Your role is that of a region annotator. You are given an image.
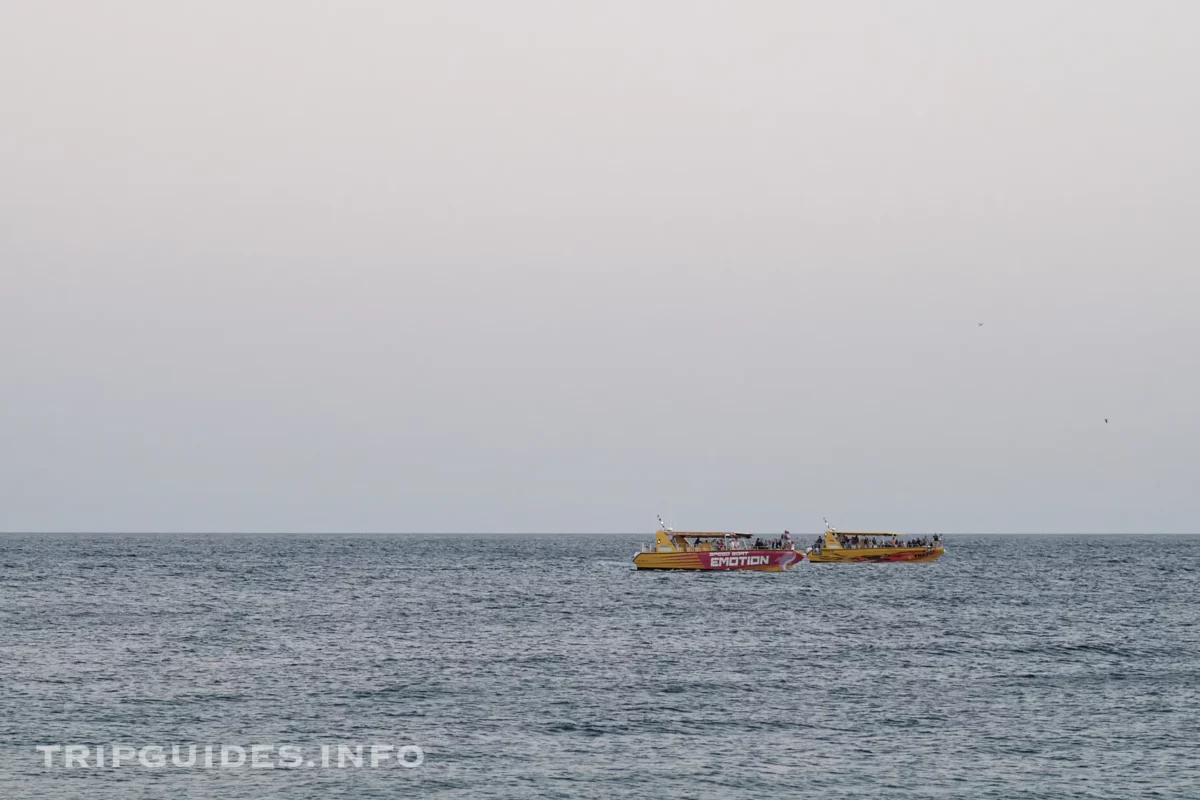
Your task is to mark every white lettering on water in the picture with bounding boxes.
[36,742,425,769]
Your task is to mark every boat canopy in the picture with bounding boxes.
[667,532,749,538]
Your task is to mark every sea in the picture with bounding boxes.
[1,533,1197,799]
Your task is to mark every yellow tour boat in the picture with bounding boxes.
[806,527,944,563]
[633,518,804,571]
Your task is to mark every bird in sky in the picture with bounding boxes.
[978,322,983,327]
[1105,419,1109,423]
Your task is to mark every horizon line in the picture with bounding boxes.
[2,530,1198,536]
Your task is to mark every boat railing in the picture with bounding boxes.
[833,535,943,550]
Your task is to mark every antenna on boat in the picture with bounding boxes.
[657,514,673,532]
[823,516,837,533]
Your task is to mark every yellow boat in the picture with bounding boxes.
[633,523,804,571]
[806,528,944,563]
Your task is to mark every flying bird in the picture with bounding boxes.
[1105,419,1108,423]
[978,322,983,327]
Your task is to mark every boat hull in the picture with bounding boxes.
[807,546,943,563]
[634,549,804,571]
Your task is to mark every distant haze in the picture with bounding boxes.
[2,2,1197,533]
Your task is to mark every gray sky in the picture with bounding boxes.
[2,2,1198,533]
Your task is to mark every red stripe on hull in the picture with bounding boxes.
[634,549,804,571]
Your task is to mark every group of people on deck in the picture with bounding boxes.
[819,533,942,550]
[704,531,795,551]
[751,531,795,550]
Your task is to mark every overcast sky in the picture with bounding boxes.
[2,2,1197,533]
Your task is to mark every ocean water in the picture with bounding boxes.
[1,533,1197,799]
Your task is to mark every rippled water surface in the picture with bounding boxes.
[2,534,1198,798]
